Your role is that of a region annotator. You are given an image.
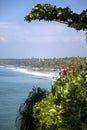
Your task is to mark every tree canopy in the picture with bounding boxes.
[24,4,87,31]
[16,87,49,130]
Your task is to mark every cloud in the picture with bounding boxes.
[0,21,85,45]
[0,36,7,43]
[32,22,67,35]
[0,21,86,58]
[24,22,85,44]
[0,22,23,43]
[0,36,5,41]
[0,22,20,29]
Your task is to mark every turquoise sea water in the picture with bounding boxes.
[0,66,52,130]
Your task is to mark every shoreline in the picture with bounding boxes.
[0,65,60,80]
[20,66,57,72]
[0,65,57,72]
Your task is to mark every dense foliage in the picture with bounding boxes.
[33,68,87,130]
[25,4,87,31]
[16,87,49,130]
[0,57,87,71]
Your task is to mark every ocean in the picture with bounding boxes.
[0,66,53,130]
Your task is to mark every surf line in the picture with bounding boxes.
[7,67,59,79]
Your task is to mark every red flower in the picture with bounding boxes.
[61,64,65,67]
[69,65,76,69]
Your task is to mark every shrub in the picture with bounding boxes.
[33,69,87,130]
[15,87,49,130]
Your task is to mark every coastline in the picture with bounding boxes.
[0,65,60,80]
[20,66,57,72]
[19,66,60,80]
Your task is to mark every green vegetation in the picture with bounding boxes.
[16,66,87,130]
[0,57,87,71]
[15,87,49,130]
[25,4,87,31]
[33,68,87,130]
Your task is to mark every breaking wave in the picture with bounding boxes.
[6,66,59,79]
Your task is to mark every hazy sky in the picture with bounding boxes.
[0,0,87,58]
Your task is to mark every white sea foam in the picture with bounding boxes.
[7,66,59,79]
[15,68,55,78]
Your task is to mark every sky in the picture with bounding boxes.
[0,0,87,58]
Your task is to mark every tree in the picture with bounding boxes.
[15,87,49,130]
[24,4,87,31]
